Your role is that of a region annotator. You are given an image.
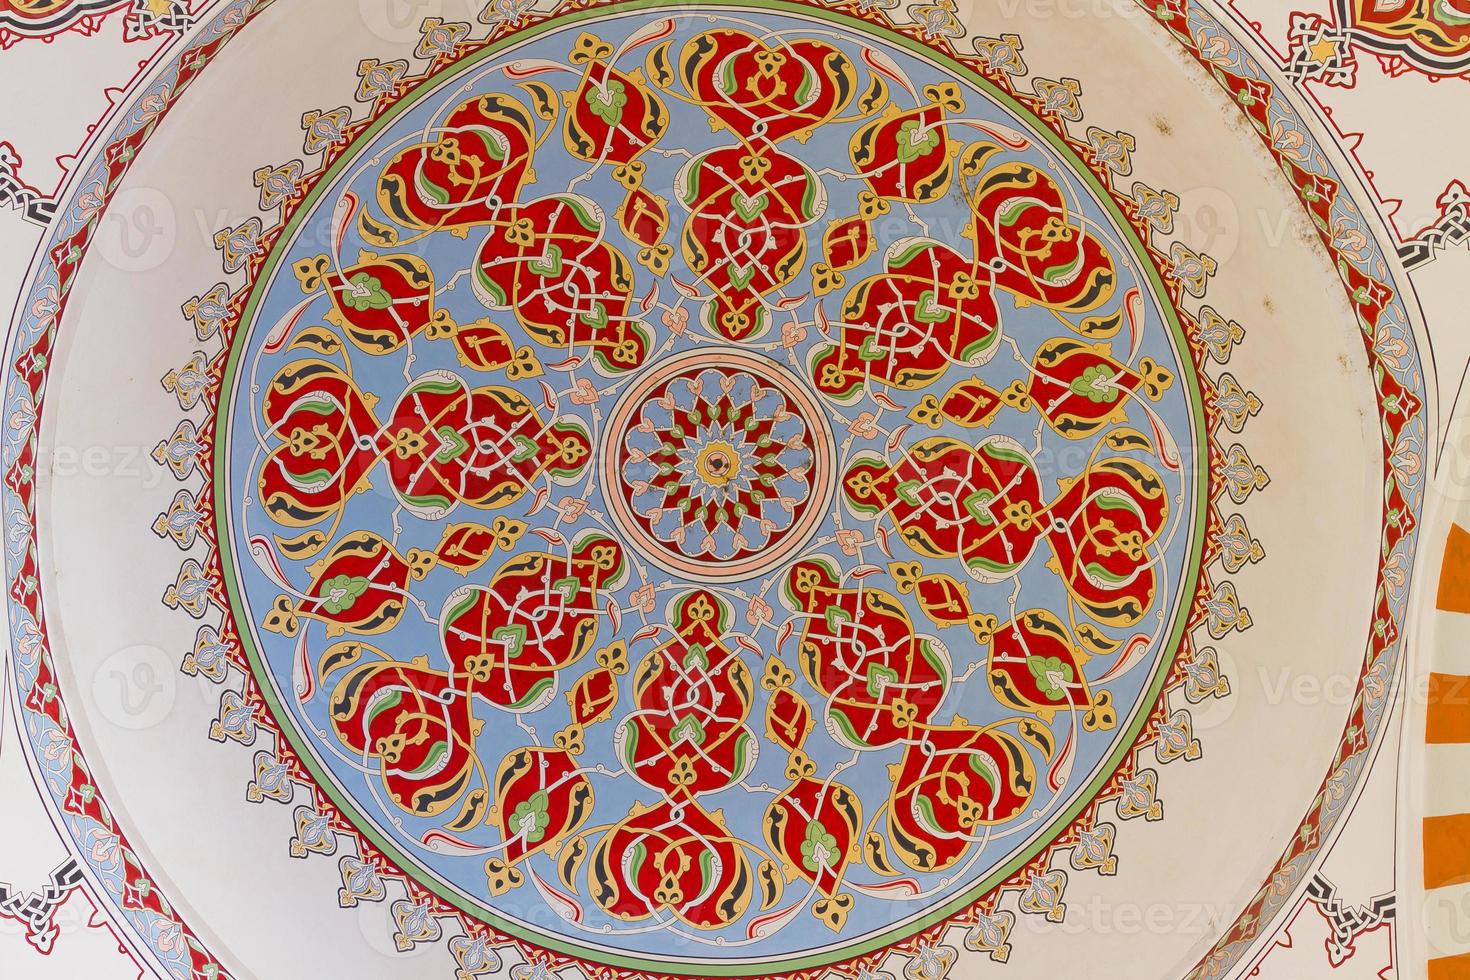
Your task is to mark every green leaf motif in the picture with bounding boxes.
[409,740,449,776]
[963,489,997,524]
[494,623,529,659]
[732,191,769,222]
[824,604,853,635]
[684,642,709,671]
[584,79,628,125]
[318,574,369,615]
[434,426,470,463]
[527,244,564,278]
[912,289,947,324]
[510,789,552,843]
[895,480,924,506]
[1069,364,1120,404]
[343,272,392,312]
[1027,655,1074,701]
[800,821,839,873]
[580,302,609,330]
[866,662,899,698]
[669,715,707,746]
[509,434,540,464]
[895,118,941,164]
[727,263,757,291]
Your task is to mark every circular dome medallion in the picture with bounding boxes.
[211,2,1210,974]
[602,348,836,582]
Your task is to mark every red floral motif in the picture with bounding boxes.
[842,439,1169,627]
[649,29,860,340]
[441,534,628,711]
[369,92,543,234]
[1014,337,1175,441]
[361,89,655,373]
[780,558,1050,876]
[618,590,757,795]
[265,530,426,639]
[472,194,647,372]
[674,146,825,340]
[811,239,1001,400]
[661,30,858,143]
[842,435,1048,581]
[969,161,1117,313]
[986,608,1115,730]
[808,141,1122,402]
[1349,0,1470,72]
[582,797,756,929]
[327,659,481,817]
[257,360,591,525]
[782,559,951,748]
[764,776,862,929]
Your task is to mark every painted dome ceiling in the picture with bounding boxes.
[0,2,1465,979]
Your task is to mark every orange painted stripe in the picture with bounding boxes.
[1430,952,1470,980]
[1428,674,1470,744]
[1425,813,1470,889]
[1439,523,1470,613]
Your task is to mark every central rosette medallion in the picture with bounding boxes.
[603,348,835,581]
